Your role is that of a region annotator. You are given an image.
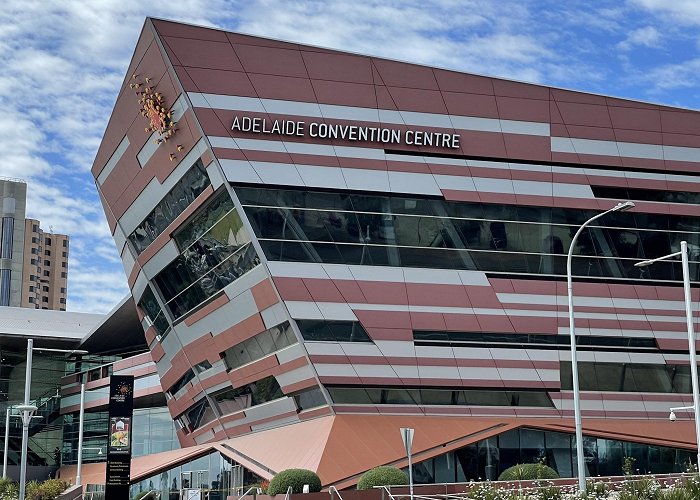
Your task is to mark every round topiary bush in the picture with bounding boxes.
[497,463,559,481]
[267,469,322,495]
[357,466,408,490]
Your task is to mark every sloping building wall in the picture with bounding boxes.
[91,17,700,482]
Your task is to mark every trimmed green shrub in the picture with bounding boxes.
[0,477,18,498]
[357,466,408,490]
[267,469,321,495]
[26,478,68,500]
[497,463,559,481]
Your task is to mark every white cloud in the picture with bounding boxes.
[631,0,700,25]
[617,26,661,50]
[0,0,698,314]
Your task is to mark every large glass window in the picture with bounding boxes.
[153,190,260,319]
[414,330,657,351]
[0,269,10,307]
[410,427,693,483]
[138,286,170,338]
[129,450,261,499]
[236,186,700,283]
[1,217,14,259]
[128,159,211,255]
[211,375,283,416]
[222,322,296,372]
[561,361,693,393]
[297,320,372,342]
[326,386,554,407]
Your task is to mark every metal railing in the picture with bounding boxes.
[238,486,263,499]
[376,472,700,500]
[328,485,344,500]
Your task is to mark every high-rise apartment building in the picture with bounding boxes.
[0,178,69,309]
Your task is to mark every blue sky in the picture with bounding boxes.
[1,0,699,313]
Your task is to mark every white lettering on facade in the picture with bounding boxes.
[231,115,460,149]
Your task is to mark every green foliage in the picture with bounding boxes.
[619,477,661,500]
[497,463,559,481]
[623,456,637,476]
[25,479,68,500]
[532,481,562,500]
[466,482,520,500]
[659,487,693,500]
[357,466,408,490]
[680,474,700,497]
[0,477,18,500]
[586,480,612,499]
[267,469,321,495]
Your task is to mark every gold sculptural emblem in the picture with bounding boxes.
[130,74,176,145]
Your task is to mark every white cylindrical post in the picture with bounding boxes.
[681,241,700,470]
[18,338,33,500]
[3,408,10,478]
[565,202,633,495]
[75,383,85,486]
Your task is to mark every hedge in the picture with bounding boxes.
[357,466,408,490]
[267,469,322,495]
[497,463,559,481]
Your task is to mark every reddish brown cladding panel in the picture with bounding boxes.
[92,26,154,175]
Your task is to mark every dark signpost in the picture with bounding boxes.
[105,375,134,499]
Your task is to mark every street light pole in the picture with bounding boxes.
[75,383,85,486]
[636,241,700,469]
[3,408,10,478]
[16,341,88,500]
[567,201,634,494]
[18,339,34,500]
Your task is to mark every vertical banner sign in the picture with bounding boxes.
[105,375,134,499]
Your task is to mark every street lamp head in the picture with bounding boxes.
[669,411,677,422]
[612,201,635,212]
[15,405,37,414]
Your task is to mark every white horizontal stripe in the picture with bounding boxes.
[190,92,550,136]
[219,154,595,197]
[497,293,691,312]
[552,136,700,163]
[267,262,490,286]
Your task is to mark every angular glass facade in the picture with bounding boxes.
[406,427,695,483]
[154,190,260,319]
[237,186,700,282]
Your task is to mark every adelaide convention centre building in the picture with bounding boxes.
[43,16,700,495]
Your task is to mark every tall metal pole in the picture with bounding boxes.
[75,383,85,486]
[18,338,33,500]
[567,201,634,494]
[680,241,700,469]
[3,408,10,478]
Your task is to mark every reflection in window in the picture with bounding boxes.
[167,361,212,396]
[326,386,553,407]
[292,386,327,411]
[297,320,372,342]
[561,361,692,393]
[222,322,297,371]
[1,217,14,259]
[154,191,260,319]
[237,186,700,283]
[593,185,700,205]
[413,330,657,350]
[0,269,10,307]
[129,451,261,499]
[212,376,283,416]
[138,286,170,337]
[185,399,217,431]
[128,160,210,255]
[403,426,694,483]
